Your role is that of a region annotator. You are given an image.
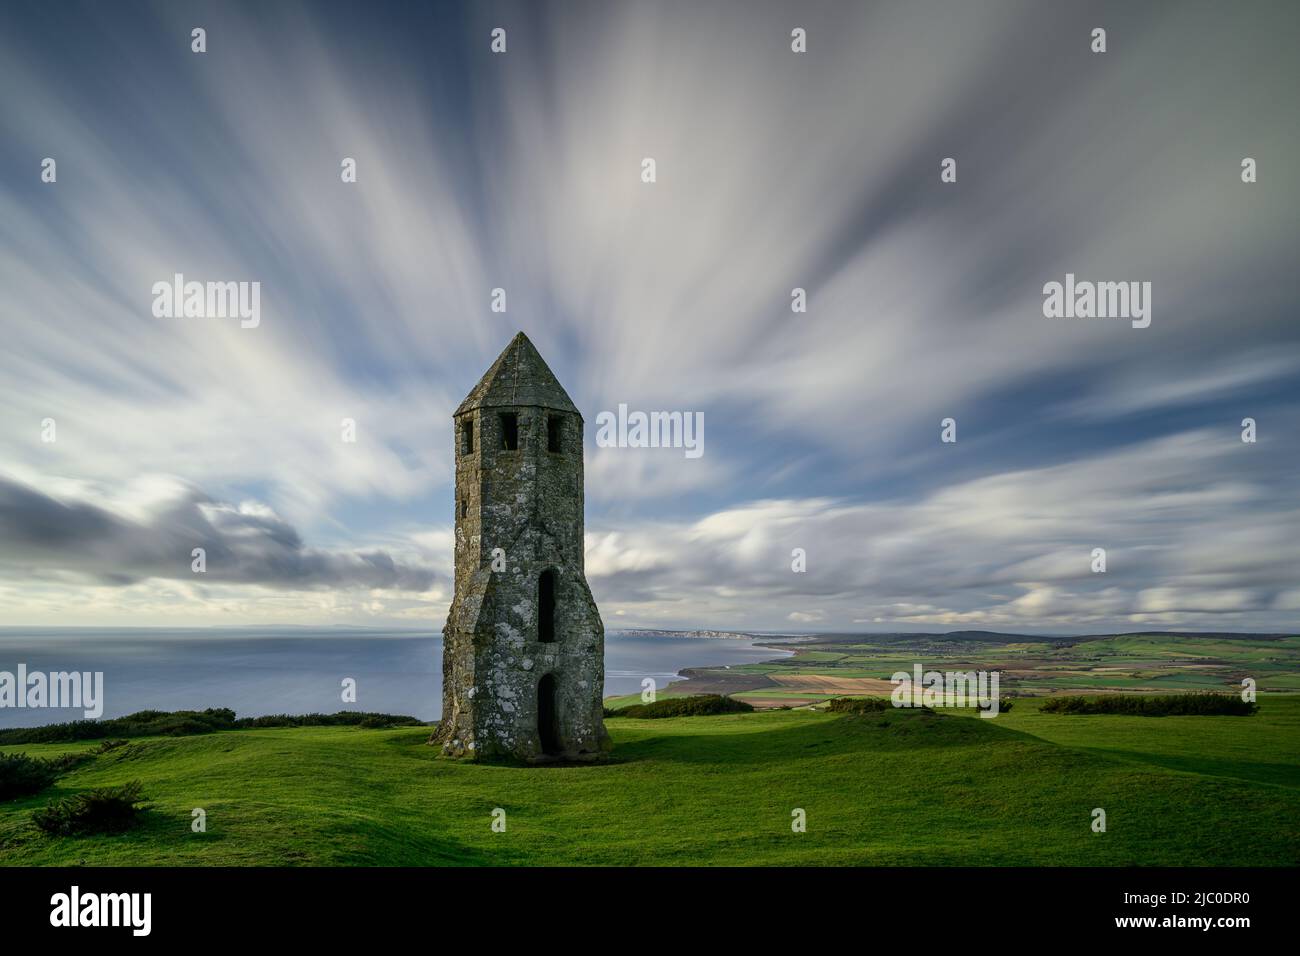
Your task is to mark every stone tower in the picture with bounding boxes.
[433,332,611,762]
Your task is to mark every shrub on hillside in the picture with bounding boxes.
[0,709,424,745]
[356,714,414,729]
[826,697,892,714]
[613,695,754,719]
[828,695,1010,715]
[0,752,64,801]
[31,781,148,836]
[0,708,237,745]
[235,711,423,729]
[1040,693,1256,717]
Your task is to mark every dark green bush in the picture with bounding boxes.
[0,708,237,744]
[234,711,423,730]
[613,694,754,719]
[0,709,424,745]
[32,781,149,836]
[827,695,1009,715]
[357,714,411,729]
[0,752,63,801]
[1040,693,1256,716]
[826,697,892,714]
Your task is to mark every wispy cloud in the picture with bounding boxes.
[585,427,1300,632]
[0,0,1296,630]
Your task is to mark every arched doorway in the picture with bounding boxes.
[538,568,557,643]
[538,673,561,756]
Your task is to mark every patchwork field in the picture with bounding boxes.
[613,631,1300,710]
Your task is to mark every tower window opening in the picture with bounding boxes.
[461,420,474,454]
[499,412,518,450]
[538,568,557,643]
[459,499,467,519]
[547,415,563,453]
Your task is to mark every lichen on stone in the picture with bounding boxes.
[431,333,611,763]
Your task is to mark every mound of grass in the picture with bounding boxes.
[32,781,148,836]
[1040,693,1256,716]
[0,709,425,745]
[609,694,754,719]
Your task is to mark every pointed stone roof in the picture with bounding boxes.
[455,331,580,417]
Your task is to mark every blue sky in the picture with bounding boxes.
[1,0,1298,632]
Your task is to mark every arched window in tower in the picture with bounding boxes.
[460,419,474,455]
[538,568,557,643]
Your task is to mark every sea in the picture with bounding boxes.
[0,628,792,728]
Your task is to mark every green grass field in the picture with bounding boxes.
[3,696,1297,866]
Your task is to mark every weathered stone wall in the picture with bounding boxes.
[433,334,611,762]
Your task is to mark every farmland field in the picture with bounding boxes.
[626,631,1300,710]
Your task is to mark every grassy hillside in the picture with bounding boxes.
[2,696,1297,866]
